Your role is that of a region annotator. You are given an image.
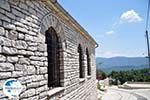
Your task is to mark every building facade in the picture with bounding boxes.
[0,0,98,100]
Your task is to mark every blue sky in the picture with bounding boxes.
[58,0,149,57]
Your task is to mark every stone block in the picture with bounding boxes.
[26,65,36,75]
[18,76,33,84]
[0,13,11,22]
[7,56,18,63]
[38,43,47,52]
[0,0,10,11]
[5,11,16,20]
[18,50,26,55]
[25,34,37,42]
[28,31,37,36]
[2,46,18,55]
[16,26,28,34]
[0,63,14,71]
[7,30,18,40]
[20,89,36,98]
[27,46,37,51]
[25,51,34,56]
[3,21,16,30]
[0,54,6,62]
[12,71,24,77]
[27,81,40,88]
[33,75,44,82]
[19,57,30,65]
[39,80,47,86]
[12,8,24,18]
[39,67,47,74]
[0,36,12,46]
[0,27,5,36]
[39,91,47,99]
[12,40,28,49]
[18,33,25,40]
[0,72,11,79]
[26,96,39,100]
[36,85,45,94]
[15,64,24,71]
[19,2,28,10]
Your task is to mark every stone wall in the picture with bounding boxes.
[0,0,97,100]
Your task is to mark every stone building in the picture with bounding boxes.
[0,0,98,100]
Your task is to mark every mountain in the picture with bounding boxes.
[96,57,149,73]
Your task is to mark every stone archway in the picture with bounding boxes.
[39,13,65,87]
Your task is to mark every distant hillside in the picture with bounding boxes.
[96,57,149,73]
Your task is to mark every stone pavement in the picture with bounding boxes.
[100,86,150,100]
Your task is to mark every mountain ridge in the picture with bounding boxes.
[96,56,149,73]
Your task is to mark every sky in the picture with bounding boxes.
[58,0,149,58]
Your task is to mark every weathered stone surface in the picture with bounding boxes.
[18,33,25,40]
[27,81,40,88]
[35,51,43,56]
[3,21,16,30]
[18,76,33,84]
[0,36,12,46]
[25,65,36,75]
[24,96,39,100]
[16,26,28,34]
[18,50,26,55]
[0,63,14,71]
[25,34,37,42]
[0,46,1,53]
[0,72,11,79]
[7,30,18,40]
[5,11,16,20]
[33,75,44,82]
[7,56,18,63]
[27,46,37,51]
[39,80,47,86]
[36,85,45,94]
[0,27,5,36]
[39,67,47,74]
[12,71,24,77]
[12,8,24,18]
[20,89,36,98]
[30,61,44,66]
[38,43,47,52]
[0,0,10,11]
[30,56,47,61]
[2,46,18,55]
[0,13,11,22]
[15,64,24,71]
[0,54,6,62]
[26,51,34,56]
[12,40,28,49]
[19,57,30,65]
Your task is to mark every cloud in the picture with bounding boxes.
[96,51,124,58]
[120,10,142,23]
[106,30,114,35]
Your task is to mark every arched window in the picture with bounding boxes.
[45,27,60,87]
[86,48,91,76]
[78,44,84,78]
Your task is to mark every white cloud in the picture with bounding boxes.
[120,9,142,23]
[106,30,114,35]
[96,51,124,58]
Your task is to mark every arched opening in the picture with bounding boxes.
[86,48,91,76]
[45,27,60,87]
[78,44,84,78]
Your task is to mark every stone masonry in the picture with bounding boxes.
[0,0,98,100]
